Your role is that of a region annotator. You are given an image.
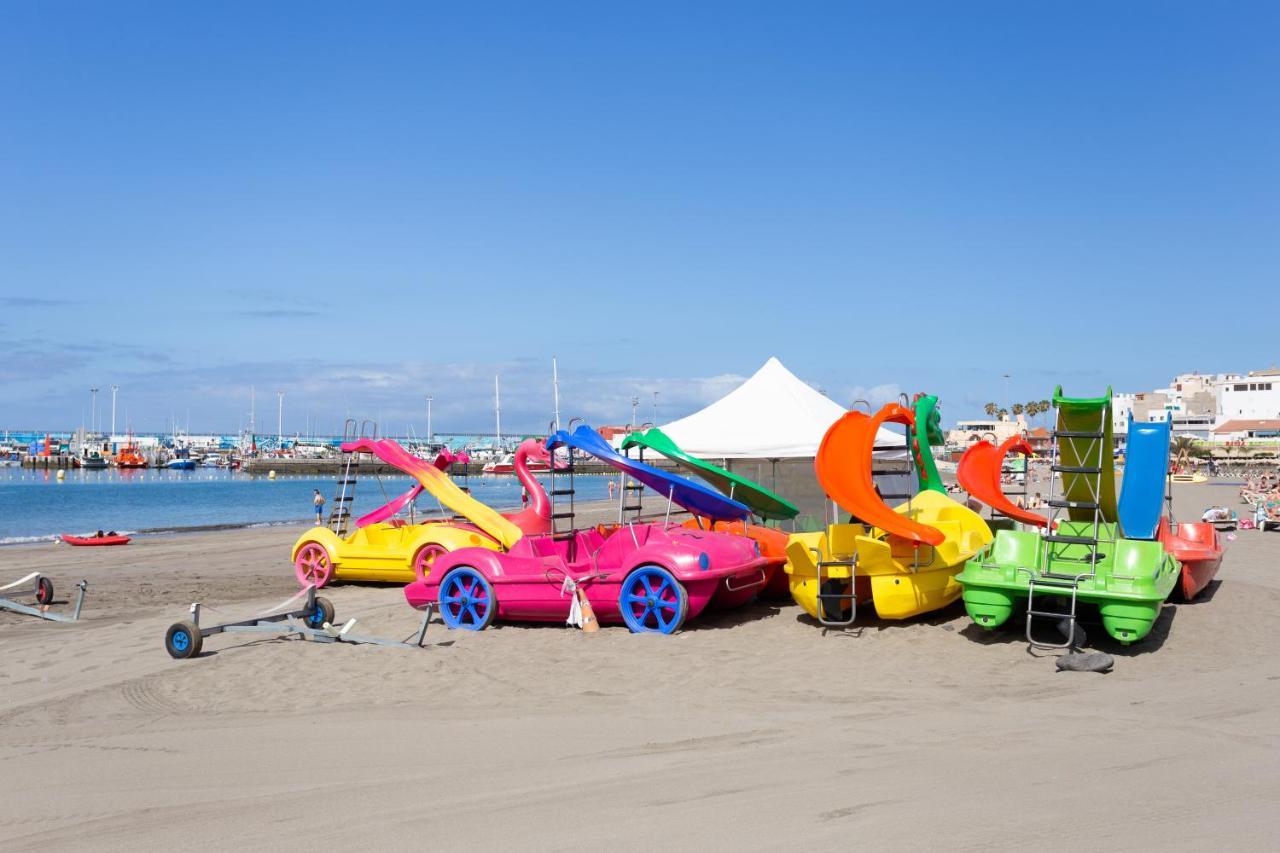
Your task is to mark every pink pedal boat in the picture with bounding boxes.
[404,425,769,634]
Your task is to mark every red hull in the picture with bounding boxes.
[1158,520,1223,601]
[62,535,130,546]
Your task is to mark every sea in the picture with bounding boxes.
[0,466,612,544]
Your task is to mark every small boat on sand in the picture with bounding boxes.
[62,533,131,546]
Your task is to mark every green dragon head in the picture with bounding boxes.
[910,393,946,494]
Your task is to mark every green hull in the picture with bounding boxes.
[955,522,1179,645]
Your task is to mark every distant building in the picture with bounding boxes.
[1213,419,1280,443]
[945,414,1028,450]
[1214,369,1280,433]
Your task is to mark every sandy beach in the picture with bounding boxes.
[2,483,1278,851]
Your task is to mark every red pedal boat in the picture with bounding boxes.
[1158,519,1223,600]
[62,534,131,547]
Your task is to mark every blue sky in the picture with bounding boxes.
[2,1,1277,435]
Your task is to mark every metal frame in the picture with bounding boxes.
[170,585,433,656]
[813,546,858,627]
[0,573,87,623]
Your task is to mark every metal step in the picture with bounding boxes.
[549,489,575,496]
[1044,534,1097,545]
[1051,465,1102,474]
[1054,430,1104,439]
[551,511,575,520]
[1047,499,1099,510]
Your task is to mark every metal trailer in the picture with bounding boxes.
[164,585,435,659]
[0,573,88,623]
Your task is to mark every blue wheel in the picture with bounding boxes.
[619,566,688,634]
[306,596,335,629]
[438,567,497,630]
[165,620,203,659]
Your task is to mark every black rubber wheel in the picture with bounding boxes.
[307,596,335,629]
[35,576,54,606]
[165,620,203,659]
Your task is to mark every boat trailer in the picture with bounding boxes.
[0,573,88,623]
[164,585,435,659]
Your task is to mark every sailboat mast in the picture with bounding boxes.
[552,356,561,431]
[495,374,502,445]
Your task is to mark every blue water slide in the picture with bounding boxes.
[546,425,750,521]
[1118,413,1171,540]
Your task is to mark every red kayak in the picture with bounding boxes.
[61,534,131,547]
[1158,519,1223,601]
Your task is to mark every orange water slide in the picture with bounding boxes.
[956,436,1046,527]
[815,405,944,547]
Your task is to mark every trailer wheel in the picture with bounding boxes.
[165,621,203,659]
[307,596,335,629]
[35,576,54,606]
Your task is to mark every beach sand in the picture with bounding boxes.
[2,485,1278,850]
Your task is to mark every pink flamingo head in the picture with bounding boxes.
[519,438,552,466]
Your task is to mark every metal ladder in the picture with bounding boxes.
[1026,405,1110,648]
[548,420,579,555]
[327,419,376,537]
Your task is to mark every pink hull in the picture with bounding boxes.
[404,523,768,629]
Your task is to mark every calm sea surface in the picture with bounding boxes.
[0,466,612,543]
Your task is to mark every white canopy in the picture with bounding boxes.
[659,357,905,459]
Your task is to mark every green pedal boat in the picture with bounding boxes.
[956,387,1180,646]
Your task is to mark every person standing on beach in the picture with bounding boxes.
[608,479,617,500]
[313,489,326,525]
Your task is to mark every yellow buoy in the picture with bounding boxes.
[56,469,66,480]
[268,470,277,479]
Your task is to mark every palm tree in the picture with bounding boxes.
[984,402,998,418]
[1011,403,1024,418]
[997,408,1009,420]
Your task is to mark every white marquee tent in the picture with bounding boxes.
[659,357,905,459]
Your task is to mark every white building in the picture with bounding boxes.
[1112,392,1134,436]
[1214,369,1280,432]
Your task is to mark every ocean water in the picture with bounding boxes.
[0,466,612,543]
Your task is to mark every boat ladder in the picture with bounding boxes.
[328,419,376,536]
[548,420,579,550]
[1024,573,1086,649]
[814,522,862,627]
[1029,403,1112,648]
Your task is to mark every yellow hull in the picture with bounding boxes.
[784,491,992,621]
[291,521,500,584]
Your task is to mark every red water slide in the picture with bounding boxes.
[956,436,1046,527]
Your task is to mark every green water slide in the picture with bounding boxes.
[1053,386,1117,523]
[620,428,799,521]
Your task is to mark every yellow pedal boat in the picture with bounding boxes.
[785,396,992,623]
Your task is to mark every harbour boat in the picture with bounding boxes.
[75,449,109,469]
[165,449,196,470]
[115,438,148,469]
[956,389,1181,646]
[403,425,767,634]
[785,394,993,625]
[62,533,130,546]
